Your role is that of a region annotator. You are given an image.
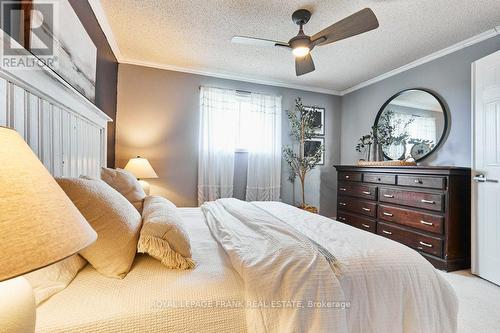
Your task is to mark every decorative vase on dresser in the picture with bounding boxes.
[334,165,471,272]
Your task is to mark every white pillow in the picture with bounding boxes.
[56,177,142,279]
[24,254,87,305]
[100,167,146,212]
[138,196,195,269]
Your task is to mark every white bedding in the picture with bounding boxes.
[36,202,458,333]
[35,208,247,333]
[202,199,347,332]
[255,201,458,333]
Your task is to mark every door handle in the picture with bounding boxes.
[473,174,498,183]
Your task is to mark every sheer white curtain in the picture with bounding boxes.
[198,87,238,205]
[245,93,282,201]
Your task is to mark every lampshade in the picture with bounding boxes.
[124,156,159,179]
[0,127,97,281]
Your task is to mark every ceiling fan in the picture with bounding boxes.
[231,8,379,76]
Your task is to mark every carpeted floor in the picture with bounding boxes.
[439,270,500,332]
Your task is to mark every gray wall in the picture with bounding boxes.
[116,64,341,217]
[341,35,500,166]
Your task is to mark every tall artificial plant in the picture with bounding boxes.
[283,98,324,208]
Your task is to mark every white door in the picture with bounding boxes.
[472,50,500,285]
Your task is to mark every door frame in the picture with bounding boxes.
[471,60,478,274]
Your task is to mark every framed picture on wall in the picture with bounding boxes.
[303,137,324,165]
[304,106,325,136]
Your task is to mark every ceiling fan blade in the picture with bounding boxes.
[311,8,379,46]
[231,36,289,48]
[295,53,315,76]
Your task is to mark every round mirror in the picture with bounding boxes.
[374,89,448,162]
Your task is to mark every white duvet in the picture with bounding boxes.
[202,199,458,333]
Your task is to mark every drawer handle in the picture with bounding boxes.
[414,179,423,184]
[383,212,393,217]
[339,188,347,191]
[377,178,382,181]
[420,220,434,226]
[383,194,394,198]
[382,230,393,235]
[339,202,347,206]
[362,207,371,212]
[419,241,433,248]
[338,217,346,221]
[345,175,350,179]
[361,223,370,229]
[362,191,371,195]
[420,199,435,204]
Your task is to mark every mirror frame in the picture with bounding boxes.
[374,88,449,162]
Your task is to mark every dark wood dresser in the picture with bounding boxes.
[334,165,471,271]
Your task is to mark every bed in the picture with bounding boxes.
[1,54,457,333]
[36,203,458,333]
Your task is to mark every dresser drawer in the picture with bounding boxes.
[338,182,377,201]
[338,172,362,182]
[363,173,396,185]
[337,211,376,233]
[378,204,444,234]
[397,175,446,190]
[338,196,377,217]
[377,222,443,257]
[379,187,444,212]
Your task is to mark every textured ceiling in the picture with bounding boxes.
[99,0,500,93]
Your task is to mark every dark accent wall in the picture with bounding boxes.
[68,0,118,167]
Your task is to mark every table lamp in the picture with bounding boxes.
[0,127,97,333]
[124,156,159,195]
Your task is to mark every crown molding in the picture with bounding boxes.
[119,58,342,95]
[340,28,500,95]
[89,0,498,98]
[88,0,123,61]
[88,0,341,96]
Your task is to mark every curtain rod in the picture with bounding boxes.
[199,85,251,94]
[198,85,283,100]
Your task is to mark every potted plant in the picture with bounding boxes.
[355,110,413,161]
[283,98,324,213]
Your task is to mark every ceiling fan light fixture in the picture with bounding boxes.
[292,46,310,57]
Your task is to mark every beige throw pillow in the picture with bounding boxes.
[138,196,195,269]
[56,177,142,279]
[100,167,146,212]
[24,254,87,305]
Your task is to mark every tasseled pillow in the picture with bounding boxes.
[138,196,195,269]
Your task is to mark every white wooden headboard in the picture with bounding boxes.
[0,35,111,178]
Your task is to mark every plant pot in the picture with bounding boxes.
[368,142,384,161]
[298,203,318,214]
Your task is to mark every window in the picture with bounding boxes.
[234,93,253,151]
